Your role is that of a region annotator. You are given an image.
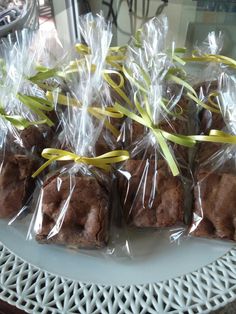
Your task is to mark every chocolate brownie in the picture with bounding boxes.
[6,125,52,156]
[193,170,236,240]
[95,134,110,156]
[36,175,109,248]
[0,155,38,218]
[119,159,184,227]
[20,126,46,152]
[191,81,236,239]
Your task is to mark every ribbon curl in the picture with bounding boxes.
[32,149,130,178]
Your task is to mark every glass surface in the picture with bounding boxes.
[93,0,236,57]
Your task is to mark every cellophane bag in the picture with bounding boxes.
[182,31,236,240]
[0,26,68,222]
[0,30,50,220]
[189,71,236,241]
[1,28,67,151]
[28,20,130,257]
[46,13,126,154]
[186,31,224,130]
[116,16,193,247]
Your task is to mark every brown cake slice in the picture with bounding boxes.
[191,81,235,239]
[0,155,38,218]
[36,175,109,249]
[119,159,184,227]
[193,170,236,240]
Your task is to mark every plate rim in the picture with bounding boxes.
[1,241,236,313]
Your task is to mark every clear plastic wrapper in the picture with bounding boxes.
[29,89,111,251]
[0,32,40,220]
[0,29,62,151]
[28,17,130,256]
[189,72,236,241]
[0,29,65,220]
[182,32,236,240]
[115,17,193,243]
[46,13,127,154]
[185,31,226,128]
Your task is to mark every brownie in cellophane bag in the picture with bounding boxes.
[28,46,129,251]
[186,32,228,164]
[0,121,40,219]
[190,73,236,241]
[116,17,194,233]
[33,164,111,249]
[0,30,60,220]
[1,29,67,152]
[29,107,111,249]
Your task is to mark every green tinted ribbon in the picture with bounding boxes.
[17,93,54,127]
[183,52,236,69]
[0,107,47,130]
[114,93,196,176]
[75,43,127,71]
[46,91,123,137]
[190,130,236,144]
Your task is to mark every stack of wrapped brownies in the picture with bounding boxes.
[1,13,236,255]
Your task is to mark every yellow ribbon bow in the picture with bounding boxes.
[32,149,130,178]
[114,93,236,176]
[114,92,196,176]
[122,61,221,114]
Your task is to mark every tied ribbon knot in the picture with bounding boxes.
[114,92,196,176]
[32,149,130,178]
[114,92,236,177]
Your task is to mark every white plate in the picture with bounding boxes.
[0,218,236,314]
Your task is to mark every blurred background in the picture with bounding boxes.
[51,0,236,57]
[0,0,236,57]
